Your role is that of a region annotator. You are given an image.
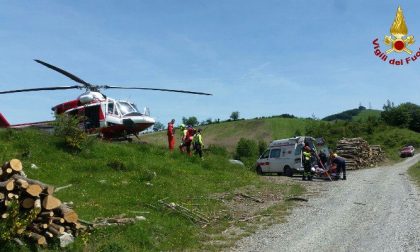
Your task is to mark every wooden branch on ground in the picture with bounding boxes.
[237,193,264,203]
[54,184,73,193]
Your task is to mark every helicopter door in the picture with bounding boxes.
[84,105,100,129]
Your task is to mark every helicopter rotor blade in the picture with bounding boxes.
[0,85,81,94]
[102,85,212,96]
[34,59,94,89]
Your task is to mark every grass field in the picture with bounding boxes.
[141,117,311,152]
[0,129,304,251]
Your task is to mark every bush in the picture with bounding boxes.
[53,114,89,151]
[258,140,267,155]
[235,138,258,160]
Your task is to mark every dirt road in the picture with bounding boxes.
[231,155,420,252]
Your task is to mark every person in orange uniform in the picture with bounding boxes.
[167,119,175,151]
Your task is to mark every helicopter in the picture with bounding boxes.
[0,59,212,140]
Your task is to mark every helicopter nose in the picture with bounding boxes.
[144,116,155,124]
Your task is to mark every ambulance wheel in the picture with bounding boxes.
[256,166,263,175]
[284,166,293,177]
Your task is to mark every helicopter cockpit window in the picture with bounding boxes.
[117,102,138,115]
[107,102,119,115]
[107,102,114,114]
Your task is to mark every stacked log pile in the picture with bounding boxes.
[336,138,385,170]
[369,145,386,165]
[0,159,83,246]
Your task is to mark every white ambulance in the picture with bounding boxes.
[256,136,318,176]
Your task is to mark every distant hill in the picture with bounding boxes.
[322,106,381,121]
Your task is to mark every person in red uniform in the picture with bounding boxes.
[181,125,195,156]
[167,119,175,151]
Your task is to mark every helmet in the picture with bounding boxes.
[180,124,185,129]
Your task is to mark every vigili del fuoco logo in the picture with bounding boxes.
[372,6,419,66]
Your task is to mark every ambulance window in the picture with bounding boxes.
[261,150,269,159]
[295,145,303,155]
[270,149,281,158]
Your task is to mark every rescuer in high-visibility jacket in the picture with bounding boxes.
[193,128,204,159]
[179,124,188,153]
[302,146,313,181]
[167,119,175,151]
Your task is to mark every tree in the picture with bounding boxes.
[182,116,199,127]
[230,111,240,121]
[153,122,165,132]
[381,101,419,130]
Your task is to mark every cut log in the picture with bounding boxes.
[47,226,61,236]
[42,195,61,210]
[44,231,54,238]
[28,232,47,245]
[15,178,29,189]
[34,198,41,210]
[0,192,4,200]
[57,204,79,223]
[49,223,65,234]
[11,174,54,195]
[0,179,14,191]
[39,211,54,217]
[21,198,35,209]
[3,159,23,172]
[7,192,18,200]
[30,224,42,234]
[39,223,49,229]
[35,217,52,224]
[50,216,65,224]
[26,184,43,197]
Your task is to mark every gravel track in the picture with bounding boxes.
[231,155,420,252]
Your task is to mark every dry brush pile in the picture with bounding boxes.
[0,159,84,247]
[336,138,386,170]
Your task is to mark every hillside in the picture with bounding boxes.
[322,107,381,121]
[142,116,420,160]
[0,129,303,251]
[142,117,310,152]
[351,109,381,121]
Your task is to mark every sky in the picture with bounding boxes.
[1,0,420,126]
